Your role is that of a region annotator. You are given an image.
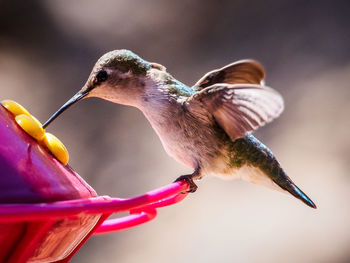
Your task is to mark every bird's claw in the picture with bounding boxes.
[174,175,198,193]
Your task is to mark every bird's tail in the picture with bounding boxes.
[268,169,316,209]
[234,134,317,208]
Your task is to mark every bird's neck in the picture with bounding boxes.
[141,69,194,105]
[134,69,193,129]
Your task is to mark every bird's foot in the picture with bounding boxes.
[174,175,198,193]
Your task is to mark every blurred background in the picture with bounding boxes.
[1,0,350,262]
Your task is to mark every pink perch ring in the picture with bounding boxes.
[0,104,190,262]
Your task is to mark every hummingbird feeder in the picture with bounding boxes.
[0,102,190,262]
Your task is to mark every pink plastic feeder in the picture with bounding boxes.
[0,105,190,262]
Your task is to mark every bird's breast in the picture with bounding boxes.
[140,101,223,170]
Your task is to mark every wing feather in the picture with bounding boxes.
[194,60,265,89]
[186,84,284,140]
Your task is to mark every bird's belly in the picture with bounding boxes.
[148,120,220,169]
[157,129,200,169]
[141,103,223,170]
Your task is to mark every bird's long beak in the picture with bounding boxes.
[42,89,89,129]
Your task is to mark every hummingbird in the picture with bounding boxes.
[43,49,316,208]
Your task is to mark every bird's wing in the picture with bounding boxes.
[194,60,265,89]
[186,84,284,140]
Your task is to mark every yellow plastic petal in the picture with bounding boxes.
[43,132,69,165]
[15,114,45,141]
[30,115,43,128]
[1,100,30,117]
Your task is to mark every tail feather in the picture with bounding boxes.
[276,177,317,209]
[235,134,317,208]
[240,165,316,208]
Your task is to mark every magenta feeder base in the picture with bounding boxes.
[0,105,190,262]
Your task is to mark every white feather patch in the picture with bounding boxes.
[238,165,285,193]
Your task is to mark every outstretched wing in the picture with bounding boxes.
[186,84,284,140]
[194,60,265,89]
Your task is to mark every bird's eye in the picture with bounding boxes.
[96,70,108,83]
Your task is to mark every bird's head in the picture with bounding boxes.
[42,50,152,128]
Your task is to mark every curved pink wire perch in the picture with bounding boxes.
[0,180,190,233]
[95,181,189,234]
